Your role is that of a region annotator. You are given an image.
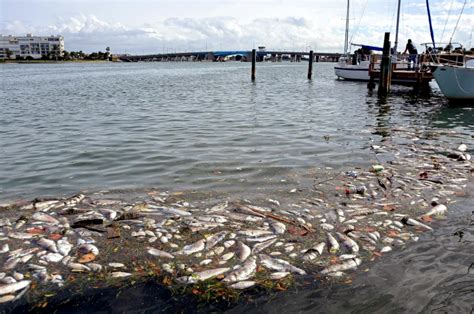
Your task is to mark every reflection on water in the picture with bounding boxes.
[1,62,471,202]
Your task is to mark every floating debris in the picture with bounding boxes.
[0,134,471,306]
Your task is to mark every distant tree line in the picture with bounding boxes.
[3,47,112,61]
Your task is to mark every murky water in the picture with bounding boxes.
[1,62,473,312]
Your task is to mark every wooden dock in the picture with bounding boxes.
[369,55,433,87]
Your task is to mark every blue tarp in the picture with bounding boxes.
[351,43,384,52]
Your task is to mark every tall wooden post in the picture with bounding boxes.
[307,50,314,79]
[378,32,392,95]
[251,49,256,81]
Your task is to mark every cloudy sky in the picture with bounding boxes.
[1,0,472,54]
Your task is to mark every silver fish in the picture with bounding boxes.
[269,272,290,280]
[4,257,20,270]
[205,231,227,249]
[252,238,277,254]
[31,212,59,224]
[0,244,9,254]
[77,244,99,255]
[57,239,73,256]
[238,229,273,237]
[8,232,35,240]
[402,217,433,231]
[223,256,257,282]
[246,235,277,242]
[37,238,58,253]
[68,263,91,271]
[147,247,174,259]
[179,239,205,255]
[111,272,131,278]
[423,204,447,217]
[271,222,286,235]
[336,232,359,253]
[259,254,306,275]
[41,253,63,263]
[229,281,256,289]
[0,280,31,296]
[176,267,230,284]
[236,241,251,261]
[321,258,361,274]
[327,233,339,254]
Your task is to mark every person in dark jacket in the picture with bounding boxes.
[403,39,418,69]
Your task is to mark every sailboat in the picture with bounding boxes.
[430,1,474,101]
[432,58,474,100]
[334,0,403,81]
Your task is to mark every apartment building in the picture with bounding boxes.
[0,34,64,59]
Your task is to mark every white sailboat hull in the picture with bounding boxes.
[433,65,474,100]
[334,64,370,81]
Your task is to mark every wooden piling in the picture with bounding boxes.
[378,32,392,95]
[251,49,256,81]
[307,50,314,79]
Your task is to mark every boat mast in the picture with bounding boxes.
[393,0,401,56]
[344,0,350,55]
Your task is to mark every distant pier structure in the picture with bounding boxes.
[119,48,341,63]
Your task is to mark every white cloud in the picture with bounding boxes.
[1,5,472,54]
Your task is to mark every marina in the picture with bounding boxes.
[1,0,473,312]
[1,62,473,312]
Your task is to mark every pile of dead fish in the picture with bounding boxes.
[0,131,471,305]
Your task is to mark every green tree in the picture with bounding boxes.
[5,48,12,59]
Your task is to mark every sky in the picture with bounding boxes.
[0,0,472,54]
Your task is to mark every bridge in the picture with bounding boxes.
[118,50,342,62]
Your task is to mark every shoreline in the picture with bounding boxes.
[0,125,472,311]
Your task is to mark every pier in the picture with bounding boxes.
[118,50,341,62]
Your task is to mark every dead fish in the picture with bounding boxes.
[423,204,447,217]
[8,232,36,240]
[178,239,205,255]
[64,194,85,207]
[147,247,174,259]
[205,231,227,249]
[206,202,228,213]
[238,229,273,237]
[68,263,91,271]
[321,258,361,275]
[271,222,286,235]
[303,242,325,261]
[0,244,9,254]
[77,244,99,256]
[31,212,59,224]
[336,232,359,253]
[0,295,15,303]
[108,263,125,268]
[157,207,192,216]
[41,253,63,263]
[246,235,277,242]
[57,239,73,256]
[220,252,235,261]
[457,144,468,152]
[259,254,306,275]
[327,233,339,254]
[34,200,59,211]
[269,272,290,280]
[401,217,433,231]
[229,281,256,289]
[223,257,257,282]
[176,267,230,284]
[236,241,251,261]
[252,238,277,254]
[0,280,31,296]
[36,238,58,253]
[111,272,131,278]
[0,277,16,284]
[320,223,334,231]
[88,263,103,272]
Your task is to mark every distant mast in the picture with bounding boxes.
[393,0,401,56]
[344,0,350,56]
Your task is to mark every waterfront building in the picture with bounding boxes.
[0,33,64,59]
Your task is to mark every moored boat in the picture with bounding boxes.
[432,57,474,101]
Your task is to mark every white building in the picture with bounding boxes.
[0,34,64,59]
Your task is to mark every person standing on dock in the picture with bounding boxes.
[403,39,418,70]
